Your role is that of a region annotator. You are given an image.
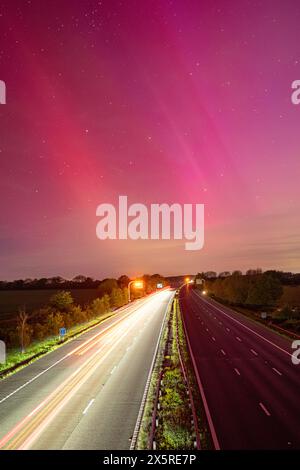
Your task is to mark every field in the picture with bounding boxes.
[0,289,99,321]
[279,286,300,307]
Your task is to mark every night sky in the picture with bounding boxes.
[0,0,299,280]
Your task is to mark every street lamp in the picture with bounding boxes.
[128,280,144,302]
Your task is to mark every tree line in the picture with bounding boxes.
[0,274,168,351]
[195,272,283,308]
[196,270,300,286]
[0,273,169,291]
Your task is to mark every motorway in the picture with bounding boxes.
[180,286,300,450]
[0,289,174,450]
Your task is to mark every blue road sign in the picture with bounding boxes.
[59,327,66,337]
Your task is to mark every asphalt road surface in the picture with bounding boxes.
[180,286,300,450]
[0,289,174,450]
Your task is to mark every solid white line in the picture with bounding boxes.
[83,398,95,415]
[181,310,220,450]
[0,301,149,406]
[250,349,258,356]
[130,293,174,450]
[0,356,69,406]
[110,366,117,374]
[259,402,271,416]
[234,368,240,376]
[272,367,282,376]
[18,322,137,449]
[195,292,293,358]
[17,291,172,450]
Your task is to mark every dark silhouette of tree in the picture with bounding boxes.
[17,308,30,353]
[118,275,130,289]
[97,278,119,297]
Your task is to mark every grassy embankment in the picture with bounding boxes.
[280,285,300,306]
[154,298,194,449]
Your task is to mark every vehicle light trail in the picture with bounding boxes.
[0,290,172,450]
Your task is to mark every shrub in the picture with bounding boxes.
[162,423,192,449]
[49,291,74,312]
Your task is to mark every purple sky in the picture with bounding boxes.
[0,0,300,280]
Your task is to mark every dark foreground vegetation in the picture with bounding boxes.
[137,296,207,450]
[154,300,195,449]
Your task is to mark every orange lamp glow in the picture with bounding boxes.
[133,280,144,289]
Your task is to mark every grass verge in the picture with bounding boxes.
[0,310,116,379]
[137,294,210,450]
[176,297,214,449]
[154,298,194,450]
[136,300,172,449]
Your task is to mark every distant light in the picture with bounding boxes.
[134,280,144,289]
[202,290,207,295]
[185,277,190,283]
[189,280,194,284]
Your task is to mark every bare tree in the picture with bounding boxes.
[18,308,29,354]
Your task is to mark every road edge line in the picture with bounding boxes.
[193,290,292,358]
[0,295,162,404]
[129,292,174,450]
[180,293,221,450]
